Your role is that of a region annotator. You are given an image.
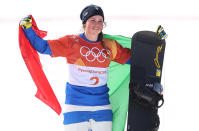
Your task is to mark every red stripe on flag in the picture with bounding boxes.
[18,15,61,115]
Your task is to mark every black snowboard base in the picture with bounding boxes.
[127,28,166,131]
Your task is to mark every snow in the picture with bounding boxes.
[1,0,199,131]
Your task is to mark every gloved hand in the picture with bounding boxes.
[20,15,32,29]
[153,83,163,95]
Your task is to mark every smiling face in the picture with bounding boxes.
[84,15,104,37]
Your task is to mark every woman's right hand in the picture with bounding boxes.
[20,15,32,29]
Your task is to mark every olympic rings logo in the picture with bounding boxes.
[80,46,110,63]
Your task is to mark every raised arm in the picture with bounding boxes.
[20,16,52,55]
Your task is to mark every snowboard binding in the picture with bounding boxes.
[133,82,164,108]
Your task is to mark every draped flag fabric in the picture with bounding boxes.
[18,15,62,115]
[18,15,132,130]
[104,34,131,131]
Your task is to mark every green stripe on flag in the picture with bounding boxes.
[104,34,131,131]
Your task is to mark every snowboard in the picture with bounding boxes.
[127,26,167,131]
